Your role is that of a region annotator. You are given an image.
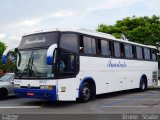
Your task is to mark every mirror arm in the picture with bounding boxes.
[47,44,57,65]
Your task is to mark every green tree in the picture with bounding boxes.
[97,15,160,68]
[97,15,160,45]
[0,41,15,72]
[0,41,6,71]
[0,41,6,56]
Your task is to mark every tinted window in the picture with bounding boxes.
[136,46,143,59]
[125,44,133,58]
[82,36,96,55]
[151,49,157,61]
[84,36,92,54]
[144,48,151,60]
[114,42,120,57]
[91,38,96,54]
[101,40,111,56]
[60,34,78,52]
[58,50,76,77]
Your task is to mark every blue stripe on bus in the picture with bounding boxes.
[2,55,6,64]
[14,87,57,101]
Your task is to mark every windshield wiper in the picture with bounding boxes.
[31,63,39,78]
[18,56,32,78]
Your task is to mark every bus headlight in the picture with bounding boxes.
[40,85,53,90]
[14,84,21,88]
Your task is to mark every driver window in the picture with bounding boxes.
[58,51,76,77]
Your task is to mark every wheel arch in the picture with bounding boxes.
[78,77,96,98]
[140,74,148,87]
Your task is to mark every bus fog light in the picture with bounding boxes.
[40,85,45,89]
[40,85,53,90]
[14,84,21,88]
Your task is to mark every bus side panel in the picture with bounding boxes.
[57,78,79,101]
[80,56,158,95]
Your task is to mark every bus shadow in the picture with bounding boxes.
[25,89,141,107]
[0,95,17,101]
[95,89,140,99]
[24,100,78,108]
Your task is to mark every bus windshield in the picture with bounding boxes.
[15,49,53,79]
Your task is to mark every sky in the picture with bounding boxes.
[0,0,159,48]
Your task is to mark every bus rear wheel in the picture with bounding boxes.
[78,82,91,103]
[139,80,147,92]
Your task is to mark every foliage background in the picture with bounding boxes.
[97,15,160,68]
[0,41,15,72]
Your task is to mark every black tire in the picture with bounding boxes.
[139,80,147,92]
[78,82,91,103]
[0,88,8,100]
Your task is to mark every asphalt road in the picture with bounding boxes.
[0,89,160,115]
[0,89,160,114]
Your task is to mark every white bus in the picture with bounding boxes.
[2,29,158,102]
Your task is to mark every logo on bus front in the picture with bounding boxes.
[24,37,47,45]
[107,60,127,68]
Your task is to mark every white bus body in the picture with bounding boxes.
[3,29,158,102]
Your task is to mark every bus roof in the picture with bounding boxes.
[23,28,156,49]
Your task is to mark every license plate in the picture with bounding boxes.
[27,92,34,96]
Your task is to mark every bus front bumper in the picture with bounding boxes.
[14,87,57,101]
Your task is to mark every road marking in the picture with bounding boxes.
[106,99,160,101]
[131,93,160,95]
[99,106,160,108]
[149,90,160,94]
[0,106,40,109]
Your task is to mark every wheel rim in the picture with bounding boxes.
[82,86,90,100]
[142,82,145,90]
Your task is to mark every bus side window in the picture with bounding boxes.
[136,46,143,59]
[151,49,157,61]
[144,48,151,60]
[83,36,93,54]
[101,40,111,56]
[125,44,133,59]
[91,38,96,54]
[114,42,120,58]
[60,34,78,53]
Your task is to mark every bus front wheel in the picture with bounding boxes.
[78,82,91,102]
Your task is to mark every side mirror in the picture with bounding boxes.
[47,44,57,65]
[10,79,14,84]
[2,48,16,64]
